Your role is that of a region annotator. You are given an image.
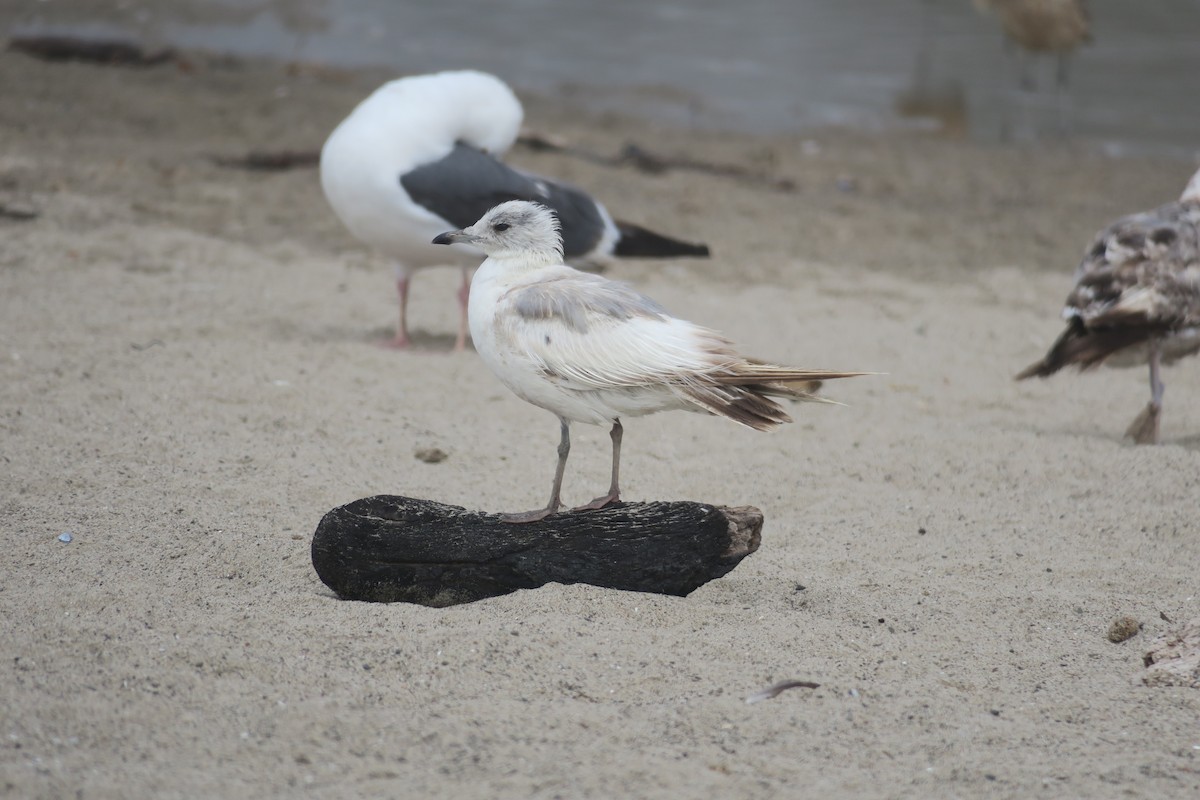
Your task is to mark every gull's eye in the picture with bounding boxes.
[493,222,511,232]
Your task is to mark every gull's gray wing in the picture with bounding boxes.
[508,271,666,334]
[498,269,734,391]
[400,142,609,258]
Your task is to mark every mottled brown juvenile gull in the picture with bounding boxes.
[319,70,709,351]
[1017,167,1200,444]
[434,200,866,522]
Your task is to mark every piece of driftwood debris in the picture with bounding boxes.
[0,200,39,221]
[8,34,175,66]
[311,495,762,607]
[617,143,797,192]
[745,680,821,704]
[515,131,617,167]
[515,132,797,193]
[1140,618,1200,688]
[211,150,321,171]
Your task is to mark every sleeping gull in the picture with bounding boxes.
[434,200,867,522]
[1016,167,1200,444]
[320,70,710,351]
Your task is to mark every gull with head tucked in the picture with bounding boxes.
[320,70,709,351]
[434,200,867,523]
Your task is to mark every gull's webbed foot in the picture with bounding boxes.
[1124,402,1161,445]
[500,506,559,524]
[375,334,411,350]
[571,492,620,513]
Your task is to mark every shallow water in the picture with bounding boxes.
[8,0,1200,157]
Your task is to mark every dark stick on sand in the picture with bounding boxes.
[210,150,321,171]
[516,133,797,193]
[311,495,762,607]
[8,34,175,66]
[207,134,797,184]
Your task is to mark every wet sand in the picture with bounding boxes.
[2,51,1198,799]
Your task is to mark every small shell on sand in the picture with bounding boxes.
[415,447,449,464]
[1107,616,1140,643]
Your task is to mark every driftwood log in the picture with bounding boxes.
[8,34,175,66]
[311,496,762,607]
[210,150,321,171]
[515,133,798,193]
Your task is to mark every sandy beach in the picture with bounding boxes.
[2,46,1199,799]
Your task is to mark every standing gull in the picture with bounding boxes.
[320,70,710,351]
[972,0,1091,90]
[434,201,866,522]
[1017,168,1200,444]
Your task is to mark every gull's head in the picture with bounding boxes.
[432,201,564,263]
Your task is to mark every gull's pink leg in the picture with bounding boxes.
[573,419,623,512]
[378,274,411,349]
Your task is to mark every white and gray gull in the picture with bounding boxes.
[434,200,866,522]
[1017,167,1200,444]
[320,70,709,351]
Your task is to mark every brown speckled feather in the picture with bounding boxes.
[1017,187,1200,379]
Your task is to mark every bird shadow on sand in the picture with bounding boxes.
[363,327,475,353]
[1045,422,1200,451]
[265,318,472,353]
[1172,432,1200,451]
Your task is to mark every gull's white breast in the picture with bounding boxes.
[469,261,693,425]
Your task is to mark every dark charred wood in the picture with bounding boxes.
[514,133,797,193]
[0,201,39,221]
[211,150,321,171]
[8,35,175,66]
[617,144,798,192]
[515,132,619,167]
[311,495,762,607]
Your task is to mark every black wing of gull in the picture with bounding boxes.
[401,141,610,259]
[402,142,709,261]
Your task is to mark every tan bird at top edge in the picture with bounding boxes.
[972,0,1091,89]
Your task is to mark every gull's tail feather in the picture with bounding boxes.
[1015,320,1154,380]
[782,379,824,397]
[718,365,872,384]
[613,221,710,259]
[682,365,869,431]
[681,384,794,432]
[781,383,848,406]
[717,364,874,398]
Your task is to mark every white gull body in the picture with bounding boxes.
[434,201,862,522]
[320,71,522,349]
[320,70,708,350]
